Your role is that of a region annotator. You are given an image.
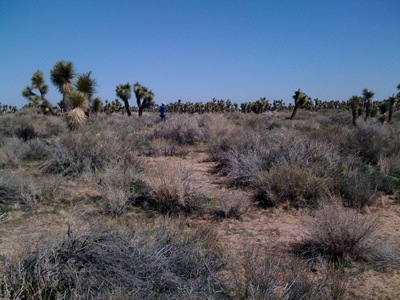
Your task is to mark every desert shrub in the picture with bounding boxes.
[0,171,20,200]
[293,205,399,267]
[0,172,58,208]
[15,138,51,161]
[335,163,381,209]
[0,138,22,168]
[145,160,209,214]
[231,251,346,299]
[376,154,400,194]
[153,114,205,145]
[252,165,332,208]
[210,125,339,188]
[0,223,225,299]
[342,123,399,164]
[15,125,36,141]
[0,111,62,139]
[205,119,251,172]
[41,115,66,137]
[46,125,140,176]
[93,164,143,217]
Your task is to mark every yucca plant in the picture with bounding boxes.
[65,90,89,130]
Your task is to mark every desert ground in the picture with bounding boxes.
[0,108,400,299]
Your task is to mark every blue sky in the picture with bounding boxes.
[1,0,399,108]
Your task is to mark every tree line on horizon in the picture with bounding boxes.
[1,59,399,127]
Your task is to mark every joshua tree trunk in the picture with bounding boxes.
[138,106,144,117]
[351,107,358,127]
[289,105,299,119]
[364,100,371,121]
[388,105,393,123]
[122,99,131,116]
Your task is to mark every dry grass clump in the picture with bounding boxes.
[229,251,346,299]
[144,160,209,214]
[294,205,400,267]
[252,165,331,208]
[147,137,189,157]
[0,223,225,299]
[153,114,205,145]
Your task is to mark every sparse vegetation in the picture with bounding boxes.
[0,104,400,298]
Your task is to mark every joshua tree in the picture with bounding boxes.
[50,61,75,112]
[362,88,374,121]
[134,82,155,117]
[22,70,54,115]
[116,83,132,116]
[289,88,310,119]
[91,97,103,113]
[348,96,362,127]
[76,71,97,102]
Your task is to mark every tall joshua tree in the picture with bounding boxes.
[289,88,310,119]
[22,70,54,115]
[50,60,75,112]
[349,95,362,127]
[387,95,396,123]
[134,82,155,117]
[362,88,374,121]
[116,83,132,116]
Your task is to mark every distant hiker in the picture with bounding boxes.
[160,102,167,121]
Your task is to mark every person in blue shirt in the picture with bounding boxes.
[160,102,167,121]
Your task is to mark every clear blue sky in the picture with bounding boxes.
[1,0,399,108]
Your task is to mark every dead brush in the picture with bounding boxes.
[94,164,141,217]
[293,204,400,268]
[0,222,226,299]
[213,197,252,220]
